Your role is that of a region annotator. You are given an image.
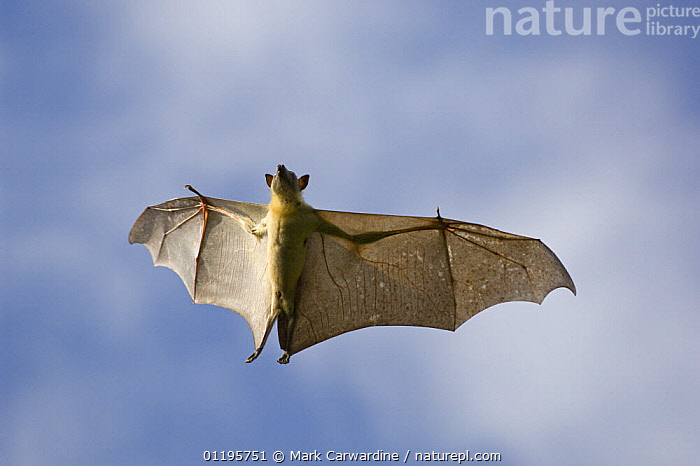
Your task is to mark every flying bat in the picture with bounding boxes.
[129,165,575,363]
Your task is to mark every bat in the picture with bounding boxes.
[129,165,575,363]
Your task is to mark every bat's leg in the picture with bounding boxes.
[271,290,296,364]
[245,349,262,363]
[245,311,278,363]
[277,312,296,364]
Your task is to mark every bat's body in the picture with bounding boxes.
[130,165,575,364]
[248,167,319,363]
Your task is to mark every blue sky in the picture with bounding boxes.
[2,1,699,465]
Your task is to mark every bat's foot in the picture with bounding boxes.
[245,349,261,363]
[277,352,290,364]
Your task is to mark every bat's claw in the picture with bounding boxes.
[245,349,261,363]
[277,352,290,364]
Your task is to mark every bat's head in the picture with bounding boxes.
[266,164,310,203]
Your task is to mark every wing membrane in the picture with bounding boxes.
[129,196,272,347]
[289,210,575,354]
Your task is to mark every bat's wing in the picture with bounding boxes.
[287,210,575,355]
[129,196,271,349]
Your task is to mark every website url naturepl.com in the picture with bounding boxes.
[486,1,700,38]
[202,449,502,463]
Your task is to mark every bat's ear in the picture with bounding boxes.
[265,174,273,187]
[298,174,310,190]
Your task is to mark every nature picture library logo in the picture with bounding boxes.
[486,1,700,38]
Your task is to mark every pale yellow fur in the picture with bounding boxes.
[245,166,319,363]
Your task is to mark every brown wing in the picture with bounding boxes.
[129,196,272,349]
[287,210,575,355]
